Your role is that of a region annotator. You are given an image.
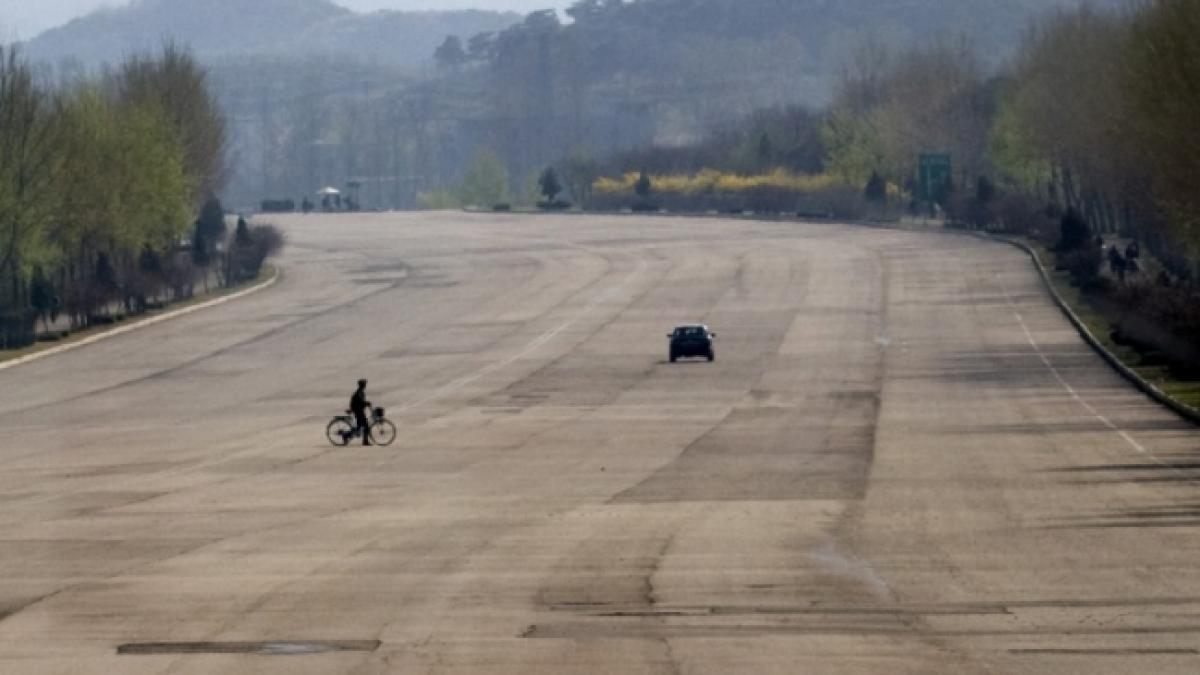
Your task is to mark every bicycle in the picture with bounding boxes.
[326,406,397,447]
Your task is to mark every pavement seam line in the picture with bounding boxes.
[394,247,649,414]
[0,268,281,373]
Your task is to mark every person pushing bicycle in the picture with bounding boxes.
[349,378,373,446]
[326,387,396,447]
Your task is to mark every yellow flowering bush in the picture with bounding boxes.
[593,169,847,195]
[588,167,894,220]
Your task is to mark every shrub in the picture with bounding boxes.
[592,169,869,218]
[1061,245,1104,289]
[634,172,652,200]
[1057,207,1092,252]
[993,192,1055,240]
[260,199,296,213]
[742,186,797,213]
[235,217,251,245]
[864,171,887,204]
[0,310,36,350]
[1113,279,1200,372]
[223,223,285,285]
[954,176,997,229]
[538,167,563,203]
[29,265,58,327]
[196,197,227,242]
[163,251,196,300]
[417,191,462,209]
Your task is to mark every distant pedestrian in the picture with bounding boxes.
[1108,246,1127,283]
[235,216,251,244]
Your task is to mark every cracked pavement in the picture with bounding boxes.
[0,212,1197,674]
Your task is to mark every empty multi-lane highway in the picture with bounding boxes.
[1,212,1196,674]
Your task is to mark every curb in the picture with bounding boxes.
[0,266,282,373]
[978,232,1200,426]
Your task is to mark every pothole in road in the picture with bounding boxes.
[117,640,381,656]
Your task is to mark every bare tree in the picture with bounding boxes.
[113,43,228,205]
[1125,0,1200,254]
[0,47,58,345]
[1000,7,1136,232]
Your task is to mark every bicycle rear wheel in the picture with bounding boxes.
[370,419,397,446]
[326,417,354,446]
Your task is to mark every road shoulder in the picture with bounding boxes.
[980,233,1200,425]
[0,265,281,372]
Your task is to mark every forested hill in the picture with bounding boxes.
[21,0,520,68]
[19,0,1129,211]
[552,0,1128,78]
[428,0,1129,175]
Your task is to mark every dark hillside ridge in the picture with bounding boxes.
[561,0,1130,77]
[22,0,520,68]
[453,0,1131,176]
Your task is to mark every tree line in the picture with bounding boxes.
[588,1,1196,265]
[200,0,1102,211]
[824,1,1198,263]
[586,0,1199,367]
[0,44,274,350]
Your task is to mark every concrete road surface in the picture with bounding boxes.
[1,213,1197,674]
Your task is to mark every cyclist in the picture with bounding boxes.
[348,379,373,446]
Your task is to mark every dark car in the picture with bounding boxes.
[668,324,716,362]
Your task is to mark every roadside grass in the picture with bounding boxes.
[0,264,277,366]
[1032,242,1200,411]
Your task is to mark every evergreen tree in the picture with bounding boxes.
[29,265,56,328]
[538,167,563,203]
[191,231,210,268]
[1057,208,1091,252]
[235,216,251,245]
[757,132,773,166]
[434,36,468,70]
[196,197,226,244]
[635,171,653,199]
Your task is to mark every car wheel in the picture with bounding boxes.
[707,352,715,362]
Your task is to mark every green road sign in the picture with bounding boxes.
[918,153,952,203]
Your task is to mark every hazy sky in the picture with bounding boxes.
[0,0,564,41]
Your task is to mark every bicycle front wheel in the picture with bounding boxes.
[370,419,397,446]
[326,417,354,446]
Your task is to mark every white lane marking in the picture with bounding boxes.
[1017,309,1147,451]
[1008,305,1176,468]
[395,253,650,414]
[0,270,280,373]
[981,251,1161,462]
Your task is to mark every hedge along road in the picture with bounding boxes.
[0,267,281,372]
[0,212,1197,675]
